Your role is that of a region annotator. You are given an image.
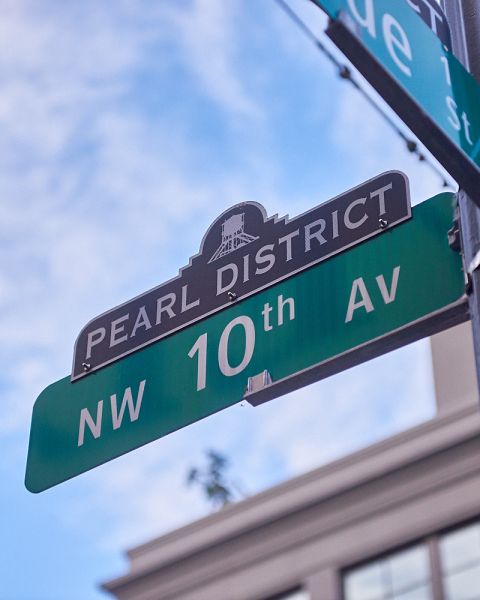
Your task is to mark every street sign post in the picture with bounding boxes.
[444,0,480,402]
[309,0,480,206]
[26,192,467,493]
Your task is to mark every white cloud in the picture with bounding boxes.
[328,70,456,203]
[241,339,434,478]
[160,0,261,120]
[62,442,210,552]
[0,0,267,442]
[267,0,330,70]
[1,1,447,584]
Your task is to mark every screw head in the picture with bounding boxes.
[82,362,91,372]
[379,219,388,229]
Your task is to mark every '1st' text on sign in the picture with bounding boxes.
[310,0,480,206]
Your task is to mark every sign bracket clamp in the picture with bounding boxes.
[244,370,273,405]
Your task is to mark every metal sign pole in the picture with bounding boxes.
[444,0,480,401]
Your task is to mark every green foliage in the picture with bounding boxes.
[186,449,242,509]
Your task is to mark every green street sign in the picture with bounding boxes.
[311,0,480,205]
[71,172,410,381]
[26,192,467,493]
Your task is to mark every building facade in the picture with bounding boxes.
[102,323,480,600]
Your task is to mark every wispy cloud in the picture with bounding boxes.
[162,0,262,120]
[328,76,455,203]
[1,2,445,595]
[0,0,266,439]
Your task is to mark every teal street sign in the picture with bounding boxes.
[403,0,450,49]
[310,0,480,205]
[26,192,467,493]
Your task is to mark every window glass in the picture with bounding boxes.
[394,585,432,600]
[440,523,480,573]
[389,546,429,594]
[344,562,384,600]
[344,545,433,600]
[281,592,309,600]
[443,564,480,600]
[270,591,310,600]
[344,522,480,600]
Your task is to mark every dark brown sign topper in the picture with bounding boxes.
[72,171,411,380]
[405,0,451,50]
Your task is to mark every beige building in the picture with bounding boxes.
[102,323,480,600]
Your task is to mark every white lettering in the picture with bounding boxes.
[78,401,104,446]
[217,263,238,295]
[188,334,208,391]
[405,0,421,15]
[376,266,400,304]
[110,380,146,430]
[345,277,374,323]
[277,295,295,326]
[86,328,106,360]
[446,96,461,131]
[156,293,176,325]
[370,183,392,216]
[462,112,474,145]
[262,303,273,332]
[332,210,339,239]
[181,284,200,313]
[348,0,376,37]
[110,314,129,347]
[278,230,300,261]
[131,306,152,337]
[305,219,327,251]
[383,14,413,77]
[440,55,451,87]
[243,254,250,283]
[415,0,443,34]
[255,245,276,275]
[218,316,255,376]
[344,198,368,230]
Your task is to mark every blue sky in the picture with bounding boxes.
[1,1,454,599]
